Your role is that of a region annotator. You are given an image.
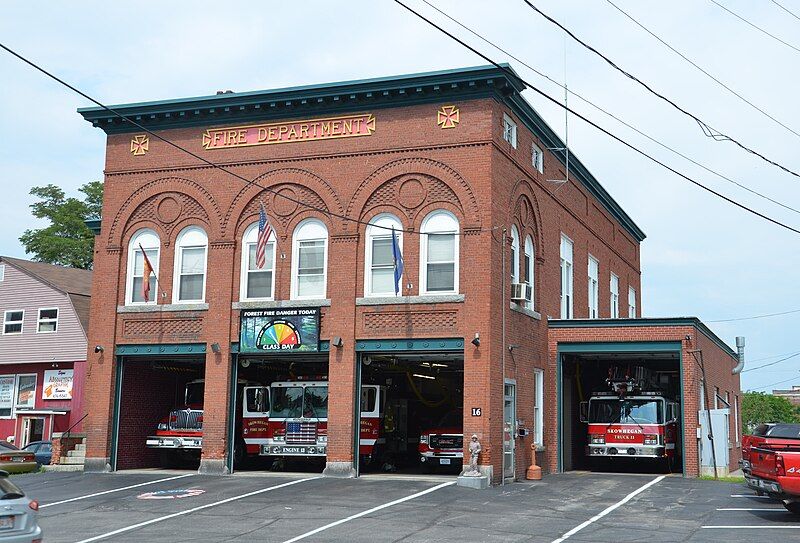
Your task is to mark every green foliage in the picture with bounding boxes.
[19,181,103,270]
[741,391,800,433]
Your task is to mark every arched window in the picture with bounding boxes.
[365,214,403,297]
[241,222,276,300]
[420,210,459,294]
[126,229,160,305]
[524,235,534,306]
[173,226,208,303]
[291,219,328,299]
[510,226,520,285]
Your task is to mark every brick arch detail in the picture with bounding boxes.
[510,178,545,254]
[346,157,481,231]
[108,176,222,246]
[223,168,344,237]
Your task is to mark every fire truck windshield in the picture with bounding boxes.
[589,399,663,425]
[304,386,328,419]
[185,382,204,406]
[270,386,329,419]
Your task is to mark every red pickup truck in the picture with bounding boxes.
[743,423,800,514]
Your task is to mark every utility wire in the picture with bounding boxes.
[711,0,800,54]
[0,42,500,239]
[520,0,800,180]
[393,0,800,235]
[749,350,800,363]
[708,308,800,323]
[750,373,800,391]
[771,0,800,23]
[604,0,800,140]
[419,0,800,217]
[742,352,800,373]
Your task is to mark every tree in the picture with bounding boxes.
[741,391,800,433]
[19,181,103,270]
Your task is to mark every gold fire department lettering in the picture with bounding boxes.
[201,113,376,150]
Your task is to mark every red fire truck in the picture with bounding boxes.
[582,367,679,466]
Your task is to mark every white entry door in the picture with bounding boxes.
[503,382,516,480]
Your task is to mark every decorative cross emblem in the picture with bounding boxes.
[437,105,460,129]
[130,135,149,156]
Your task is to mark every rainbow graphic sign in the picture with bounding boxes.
[239,308,320,353]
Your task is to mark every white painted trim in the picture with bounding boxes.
[125,229,160,306]
[240,222,277,302]
[2,309,23,335]
[173,227,208,304]
[364,213,403,298]
[36,307,59,334]
[290,219,328,301]
[419,210,459,296]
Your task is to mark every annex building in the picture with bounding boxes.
[79,65,741,483]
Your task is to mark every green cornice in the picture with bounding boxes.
[115,343,206,356]
[78,64,644,242]
[356,338,464,352]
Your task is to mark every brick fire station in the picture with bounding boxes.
[79,65,742,483]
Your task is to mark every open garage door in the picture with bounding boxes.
[112,355,205,471]
[559,344,684,475]
[356,352,464,477]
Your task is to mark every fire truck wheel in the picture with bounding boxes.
[783,501,800,515]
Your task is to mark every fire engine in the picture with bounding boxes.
[581,366,679,465]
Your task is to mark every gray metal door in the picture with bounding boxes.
[503,383,516,480]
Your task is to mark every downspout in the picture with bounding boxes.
[732,336,745,374]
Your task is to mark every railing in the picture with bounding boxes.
[63,412,88,440]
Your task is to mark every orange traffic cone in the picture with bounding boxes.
[526,443,542,480]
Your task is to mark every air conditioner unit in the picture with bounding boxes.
[511,283,532,302]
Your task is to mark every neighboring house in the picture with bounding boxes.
[0,257,90,447]
[773,385,800,406]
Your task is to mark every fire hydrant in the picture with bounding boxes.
[526,443,542,480]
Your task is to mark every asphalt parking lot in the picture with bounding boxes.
[13,470,800,542]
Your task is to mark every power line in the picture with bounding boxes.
[0,42,500,239]
[742,352,800,373]
[419,0,800,217]
[750,350,800,363]
[520,0,800,181]
[711,0,800,54]
[771,0,800,23]
[393,0,800,236]
[749,373,800,391]
[604,0,800,140]
[708,308,800,323]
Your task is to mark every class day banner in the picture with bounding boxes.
[239,308,320,353]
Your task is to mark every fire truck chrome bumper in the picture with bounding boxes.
[261,444,326,456]
[146,436,202,449]
[587,444,665,458]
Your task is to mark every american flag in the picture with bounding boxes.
[286,421,317,443]
[255,203,273,269]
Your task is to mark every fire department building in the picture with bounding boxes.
[79,65,742,483]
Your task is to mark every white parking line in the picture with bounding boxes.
[281,480,456,543]
[551,476,665,543]
[41,474,194,508]
[702,526,800,529]
[716,508,786,512]
[73,477,319,543]
[731,494,770,498]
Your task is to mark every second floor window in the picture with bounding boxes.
[3,311,23,335]
[292,219,328,299]
[127,229,160,305]
[510,226,520,284]
[503,114,517,148]
[365,214,403,297]
[560,234,573,319]
[532,143,544,173]
[628,286,637,318]
[524,236,534,307]
[420,211,459,294]
[174,227,208,303]
[241,222,276,301]
[37,308,58,333]
[610,273,620,318]
[588,256,599,319]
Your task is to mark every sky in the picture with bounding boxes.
[1,0,798,392]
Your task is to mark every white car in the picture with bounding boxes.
[0,472,42,542]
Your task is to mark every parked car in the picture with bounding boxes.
[0,443,36,475]
[21,443,51,469]
[0,471,42,542]
[743,423,800,514]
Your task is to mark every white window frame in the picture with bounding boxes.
[524,235,534,307]
[502,113,517,148]
[172,226,208,304]
[240,222,277,302]
[532,143,544,173]
[610,273,620,318]
[364,214,403,297]
[588,256,599,319]
[560,234,573,319]
[510,226,520,285]
[291,219,329,300]
[714,387,720,410]
[628,286,636,318]
[126,229,160,306]
[419,210,460,295]
[2,310,23,335]
[14,373,36,412]
[0,375,13,419]
[534,368,544,446]
[36,307,58,334]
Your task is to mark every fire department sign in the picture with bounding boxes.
[201,113,375,150]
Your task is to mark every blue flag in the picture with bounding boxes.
[391,227,404,296]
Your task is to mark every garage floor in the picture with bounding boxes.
[20,470,797,542]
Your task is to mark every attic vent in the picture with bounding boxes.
[0,265,5,282]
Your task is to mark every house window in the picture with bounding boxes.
[241,223,276,301]
[126,229,160,305]
[524,236,534,307]
[628,286,636,318]
[291,219,328,299]
[532,143,544,173]
[560,234,573,319]
[502,114,517,148]
[2,310,23,335]
[588,256,599,319]
[37,308,58,333]
[510,226,520,285]
[174,226,208,303]
[610,273,620,318]
[365,214,403,297]
[15,374,36,411]
[0,377,12,418]
[420,210,459,294]
[534,369,544,446]
[714,387,720,410]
